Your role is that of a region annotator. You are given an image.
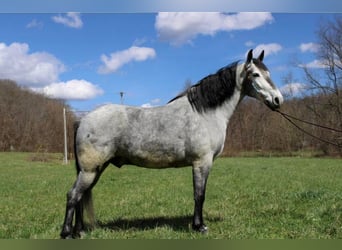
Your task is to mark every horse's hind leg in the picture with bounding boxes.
[74,170,104,237]
[60,171,97,239]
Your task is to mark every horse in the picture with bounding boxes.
[60,49,284,238]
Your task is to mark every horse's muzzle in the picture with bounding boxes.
[265,95,283,111]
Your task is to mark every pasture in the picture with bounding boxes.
[0,152,342,239]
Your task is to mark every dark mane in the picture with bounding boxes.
[168,61,239,113]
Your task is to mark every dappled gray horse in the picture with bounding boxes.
[61,49,283,238]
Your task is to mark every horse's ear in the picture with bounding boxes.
[246,49,253,64]
[258,50,264,62]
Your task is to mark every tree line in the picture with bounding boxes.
[0,79,75,153]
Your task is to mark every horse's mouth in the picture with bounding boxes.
[264,100,281,111]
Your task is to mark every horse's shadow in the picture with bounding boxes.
[99,215,223,232]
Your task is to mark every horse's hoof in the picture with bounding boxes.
[60,231,72,239]
[72,230,86,239]
[60,233,73,239]
[192,224,208,233]
[199,225,208,233]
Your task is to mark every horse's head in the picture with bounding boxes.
[242,49,283,110]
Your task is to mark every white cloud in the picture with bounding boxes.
[253,43,283,57]
[155,12,273,45]
[40,79,104,100]
[26,19,43,29]
[98,46,156,74]
[141,98,161,108]
[299,59,327,69]
[0,42,65,86]
[281,82,307,96]
[300,42,320,53]
[52,12,83,29]
[141,103,153,108]
[245,40,255,47]
[0,42,103,101]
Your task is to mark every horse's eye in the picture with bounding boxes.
[252,73,260,77]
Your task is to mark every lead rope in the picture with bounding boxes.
[275,110,342,148]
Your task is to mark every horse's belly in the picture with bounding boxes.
[117,142,191,168]
[130,154,188,168]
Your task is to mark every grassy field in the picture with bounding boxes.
[0,152,342,239]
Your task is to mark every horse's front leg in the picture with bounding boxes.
[192,158,212,233]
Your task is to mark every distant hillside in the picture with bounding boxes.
[0,80,75,153]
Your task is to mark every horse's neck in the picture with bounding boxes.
[213,86,244,126]
[211,63,245,126]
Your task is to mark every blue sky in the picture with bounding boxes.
[0,12,337,111]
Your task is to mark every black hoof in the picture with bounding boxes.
[60,227,83,239]
[192,224,208,233]
[60,231,84,239]
[60,232,73,239]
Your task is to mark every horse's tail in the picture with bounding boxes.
[82,189,96,228]
[74,121,96,228]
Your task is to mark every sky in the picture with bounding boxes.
[0,12,339,111]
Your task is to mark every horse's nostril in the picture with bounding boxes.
[274,97,280,106]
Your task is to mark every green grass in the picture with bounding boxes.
[1,152,342,239]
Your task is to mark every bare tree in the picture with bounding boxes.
[301,15,342,154]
